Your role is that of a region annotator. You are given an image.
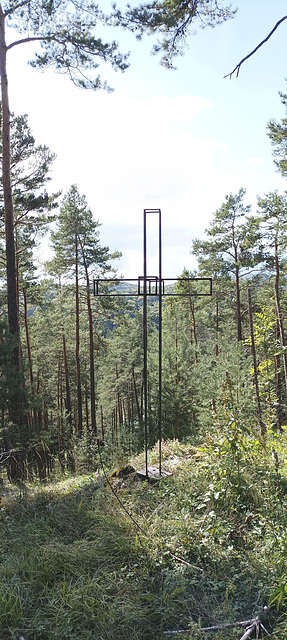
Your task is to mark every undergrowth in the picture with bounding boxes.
[1,435,287,639]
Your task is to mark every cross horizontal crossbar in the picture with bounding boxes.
[94,277,212,297]
[93,208,212,480]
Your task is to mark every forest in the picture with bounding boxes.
[1,1,287,639]
[1,104,287,638]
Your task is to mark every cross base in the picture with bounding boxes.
[136,466,172,483]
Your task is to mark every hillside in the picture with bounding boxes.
[1,436,287,640]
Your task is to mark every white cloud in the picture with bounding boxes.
[247,157,265,165]
[7,46,287,280]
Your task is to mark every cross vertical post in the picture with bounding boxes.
[94,210,212,481]
[142,209,162,477]
[143,209,148,477]
[158,210,162,477]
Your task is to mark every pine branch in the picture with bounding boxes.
[7,36,48,51]
[4,1,30,18]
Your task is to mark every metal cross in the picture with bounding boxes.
[94,209,212,478]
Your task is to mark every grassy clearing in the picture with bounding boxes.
[1,437,287,639]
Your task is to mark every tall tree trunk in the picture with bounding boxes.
[57,357,65,473]
[0,7,19,347]
[0,9,27,448]
[23,287,39,430]
[62,331,75,471]
[23,288,34,391]
[189,298,198,363]
[84,378,90,432]
[62,332,72,433]
[82,251,97,436]
[75,237,83,433]
[235,264,242,342]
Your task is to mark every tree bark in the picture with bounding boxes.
[75,236,83,434]
[62,330,75,470]
[235,263,242,342]
[62,332,72,433]
[82,251,97,436]
[57,356,65,473]
[23,288,34,390]
[84,378,90,432]
[0,6,19,348]
[189,298,198,362]
[23,287,40,429]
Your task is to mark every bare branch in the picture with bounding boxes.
[7,36,49,51]
[224,15,287,79]
[163,607,270,636]
[167,552,203,572]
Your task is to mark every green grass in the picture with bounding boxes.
[1,437,287,639]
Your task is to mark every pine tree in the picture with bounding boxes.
[0,0,129,378]
[0,112,58,303]
[48,184,119,437]
[192,188,262,342]
[255,191,287,426]
[0,113,57,438]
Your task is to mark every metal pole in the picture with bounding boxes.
[158,210,162,476]
[143,210,148,477]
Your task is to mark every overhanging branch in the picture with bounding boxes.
[224,15,287,79]
[7,36,49,51]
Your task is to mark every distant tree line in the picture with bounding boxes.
[1,0,287,479]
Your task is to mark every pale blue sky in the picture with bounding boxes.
[6,0,287,278]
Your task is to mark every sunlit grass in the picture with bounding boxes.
[0,438,287,638]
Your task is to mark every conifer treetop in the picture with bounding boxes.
[1,0,130,91]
